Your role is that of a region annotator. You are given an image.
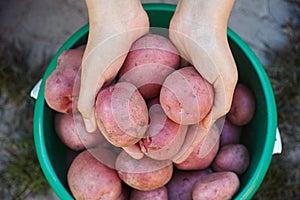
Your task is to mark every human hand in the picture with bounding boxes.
[169,0,238,162]
[169,0,238,127]
[77,0,149,132]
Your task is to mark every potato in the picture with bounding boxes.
[54,112,106,151]
[130,186,168,200]
[45,49,84,113]
[220,118,241,146]
[160,66,214,125]
[174,124,220,170]
[172,122,221,164]
[116,150,173,191]
[166,169,211,200]
[139,104,188,160]
[192,171,240,200]
[67,147,122,200]
[212,144,250,175]
[123,143,144,160]
[119,33,180,99]
[227,83,256,126]
[95,82,149,147]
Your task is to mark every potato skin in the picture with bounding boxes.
[67,148,122,200]
[140,104,188,160]
[227,83,256,126]
[174,125,220,170]
[130,186,168,200]
[116,151,173,191]
[54,112,106,151]
[166,169,211,200]
[212,144,250,175]
[192,172,240,200]
[220,118,241,147]
[160,66,214,125]
[95,82,149,147]
[119,34,180,99]
[45,49,83,113]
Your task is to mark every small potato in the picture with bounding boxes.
[116,150,173,191]
[227,83,256,126]
[95,82,149,147]
[123,143,144,160]
[130,186,168,200]
[139,104,188,160]
[192,171,240,200]
[212,144,250,175]
[67,148,122,200]
[173,122,221,164]
[119,34,180,99]
[54,112,106,151]
[220,118,241,146]
[175,124,220,170]
[45,49,84,113]
[166,169,211,200]
[160,66,214,125]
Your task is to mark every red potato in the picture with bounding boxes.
[130,186,168,200]
[119,33,180,99]
[123,143,144,160]
[116,150,173,191]
[45,49,84,113]
[146,97,160,108]
[172,121,223,164]
[95,82,149,147]
[54,112,106,151]
[67,148,122,200]
[160,66,214,125]
[212,144,250,175]
[175,124,220,170]
[166,168,211,200]
[192,171,240,200]
[220,118,241,146]
[139,104,188,160]
[227,83,256,126]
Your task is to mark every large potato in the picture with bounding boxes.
[140,104,188,160]
[119,33,180,99]
[95,82,149,147]
[160,66,214,125]
[54,112,106,151]
[192,171,240,200]
[227,83,256,126]
[212,144,250,175]
[67,147,122,200]
[45,49,83,113]
[166,169,211,200]
[130,186,168,200]
[116,150,173,191]
[175,124,220,170]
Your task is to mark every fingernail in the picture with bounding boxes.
[83,117,97,133]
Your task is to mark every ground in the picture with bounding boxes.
[0,0,299,199]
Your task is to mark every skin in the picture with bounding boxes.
[78,0,150,132]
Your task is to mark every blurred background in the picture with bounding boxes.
[0,0,299,199]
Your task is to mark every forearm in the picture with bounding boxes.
[175,0,235,33]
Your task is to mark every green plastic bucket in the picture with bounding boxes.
[34,3,277,200]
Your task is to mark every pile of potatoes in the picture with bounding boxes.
[45,33,255,200]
